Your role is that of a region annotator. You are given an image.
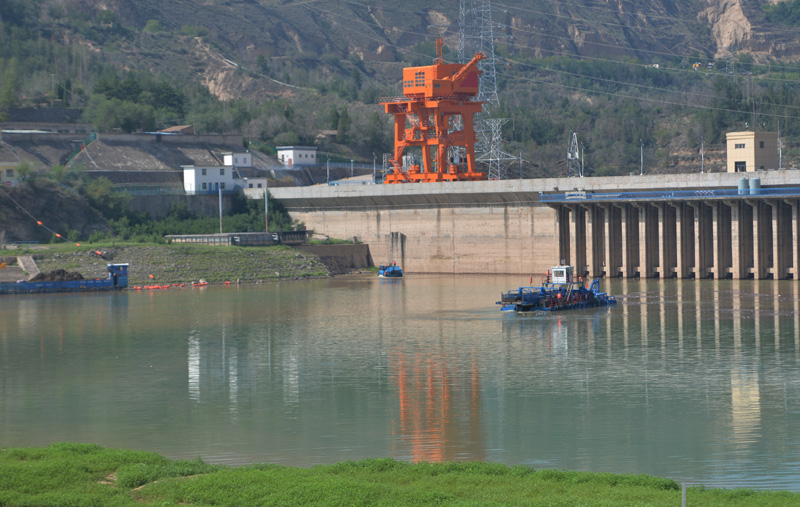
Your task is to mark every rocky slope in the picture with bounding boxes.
[32,0,800,105]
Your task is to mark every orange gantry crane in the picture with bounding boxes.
[381,39,487,184]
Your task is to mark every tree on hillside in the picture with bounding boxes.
[328,105,339,129]
[336,107,350,143]
[0,57,19,108]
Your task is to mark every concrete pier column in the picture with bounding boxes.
[601,205,621,277]
[712,203,730,279]
[771,200,790,279]
[690,203,712,279]
[636,203,657,278]
[788,200,800,280]
[578,205,605,277]
[729,201,744,280]
[618,204,637,278]
[637,204,647,277]
[752,201,771,280]
[556,206,570,266]
[658,203,677,278]
[674,203,693,278]
[569,206,585,274]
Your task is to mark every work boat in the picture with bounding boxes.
[497,265,616,312]
[378,262,403,278]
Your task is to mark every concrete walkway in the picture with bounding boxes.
[16,255,39,280]
[0,256,25,283]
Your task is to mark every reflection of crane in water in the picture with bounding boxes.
[391,350,484,462]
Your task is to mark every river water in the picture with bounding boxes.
[1,275,799,491]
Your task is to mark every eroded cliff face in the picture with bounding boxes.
[702,0,752,56]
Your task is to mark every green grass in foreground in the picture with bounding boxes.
[1,444,799,506]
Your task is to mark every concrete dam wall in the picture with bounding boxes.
[271,171,800,278]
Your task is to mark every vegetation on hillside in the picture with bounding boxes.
[1,0,800,176]
[31,244,329,284]
[2,443,798,507]
[3,175,299,244]
[764,0,800,26]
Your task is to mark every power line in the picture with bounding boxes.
[331,0,800,77]
[501,56,800,113]
[496,69,800,121]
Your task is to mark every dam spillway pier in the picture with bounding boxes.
[271,172,800,280]
[546,189,798,280]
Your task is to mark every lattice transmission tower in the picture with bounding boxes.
[459,0,516,180]
[567,132,581,177]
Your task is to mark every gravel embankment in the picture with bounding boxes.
[32,245,331,285]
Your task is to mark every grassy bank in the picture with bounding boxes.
[1,443,797,506]
[4,243,330,285]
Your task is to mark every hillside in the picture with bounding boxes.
[0,180,110,243]
[2,0,800,177]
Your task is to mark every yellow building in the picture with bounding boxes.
[726,131,779,172]
[0,163,19,187]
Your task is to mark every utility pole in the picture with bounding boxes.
[264,180,269,233]
[327,159,330,184]
[373,153,376,183]
[218,185,223,233]
[640,139,644,176]
[701,136,704,174]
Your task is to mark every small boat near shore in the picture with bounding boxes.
[378,262,403,278]
[497,265,616,312]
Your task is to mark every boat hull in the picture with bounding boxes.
[497,276,616,313]
[0,263,129,295]
[378,265,403,278]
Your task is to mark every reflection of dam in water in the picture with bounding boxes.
[497,277,800,468]
[3,276,800,489]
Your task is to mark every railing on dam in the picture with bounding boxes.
[540,186,800,203]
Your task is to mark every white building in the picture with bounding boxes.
[183,165,235,194]
[223,152,252,168]
[276,146,317,168]
[240,176,269,199]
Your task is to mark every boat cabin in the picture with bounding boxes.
[550,265,574,285]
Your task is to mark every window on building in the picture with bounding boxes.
[257,183,262,188]
[221,183,226,189]
[220,168,225,175]
[415,70,425,86]
[735,161,746,172]
[201,168,207,175]
[759,141,764,148]
[202,182,207,190]
[735,143,745,149]
[7,169,13,177]
[248,183,253,188]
